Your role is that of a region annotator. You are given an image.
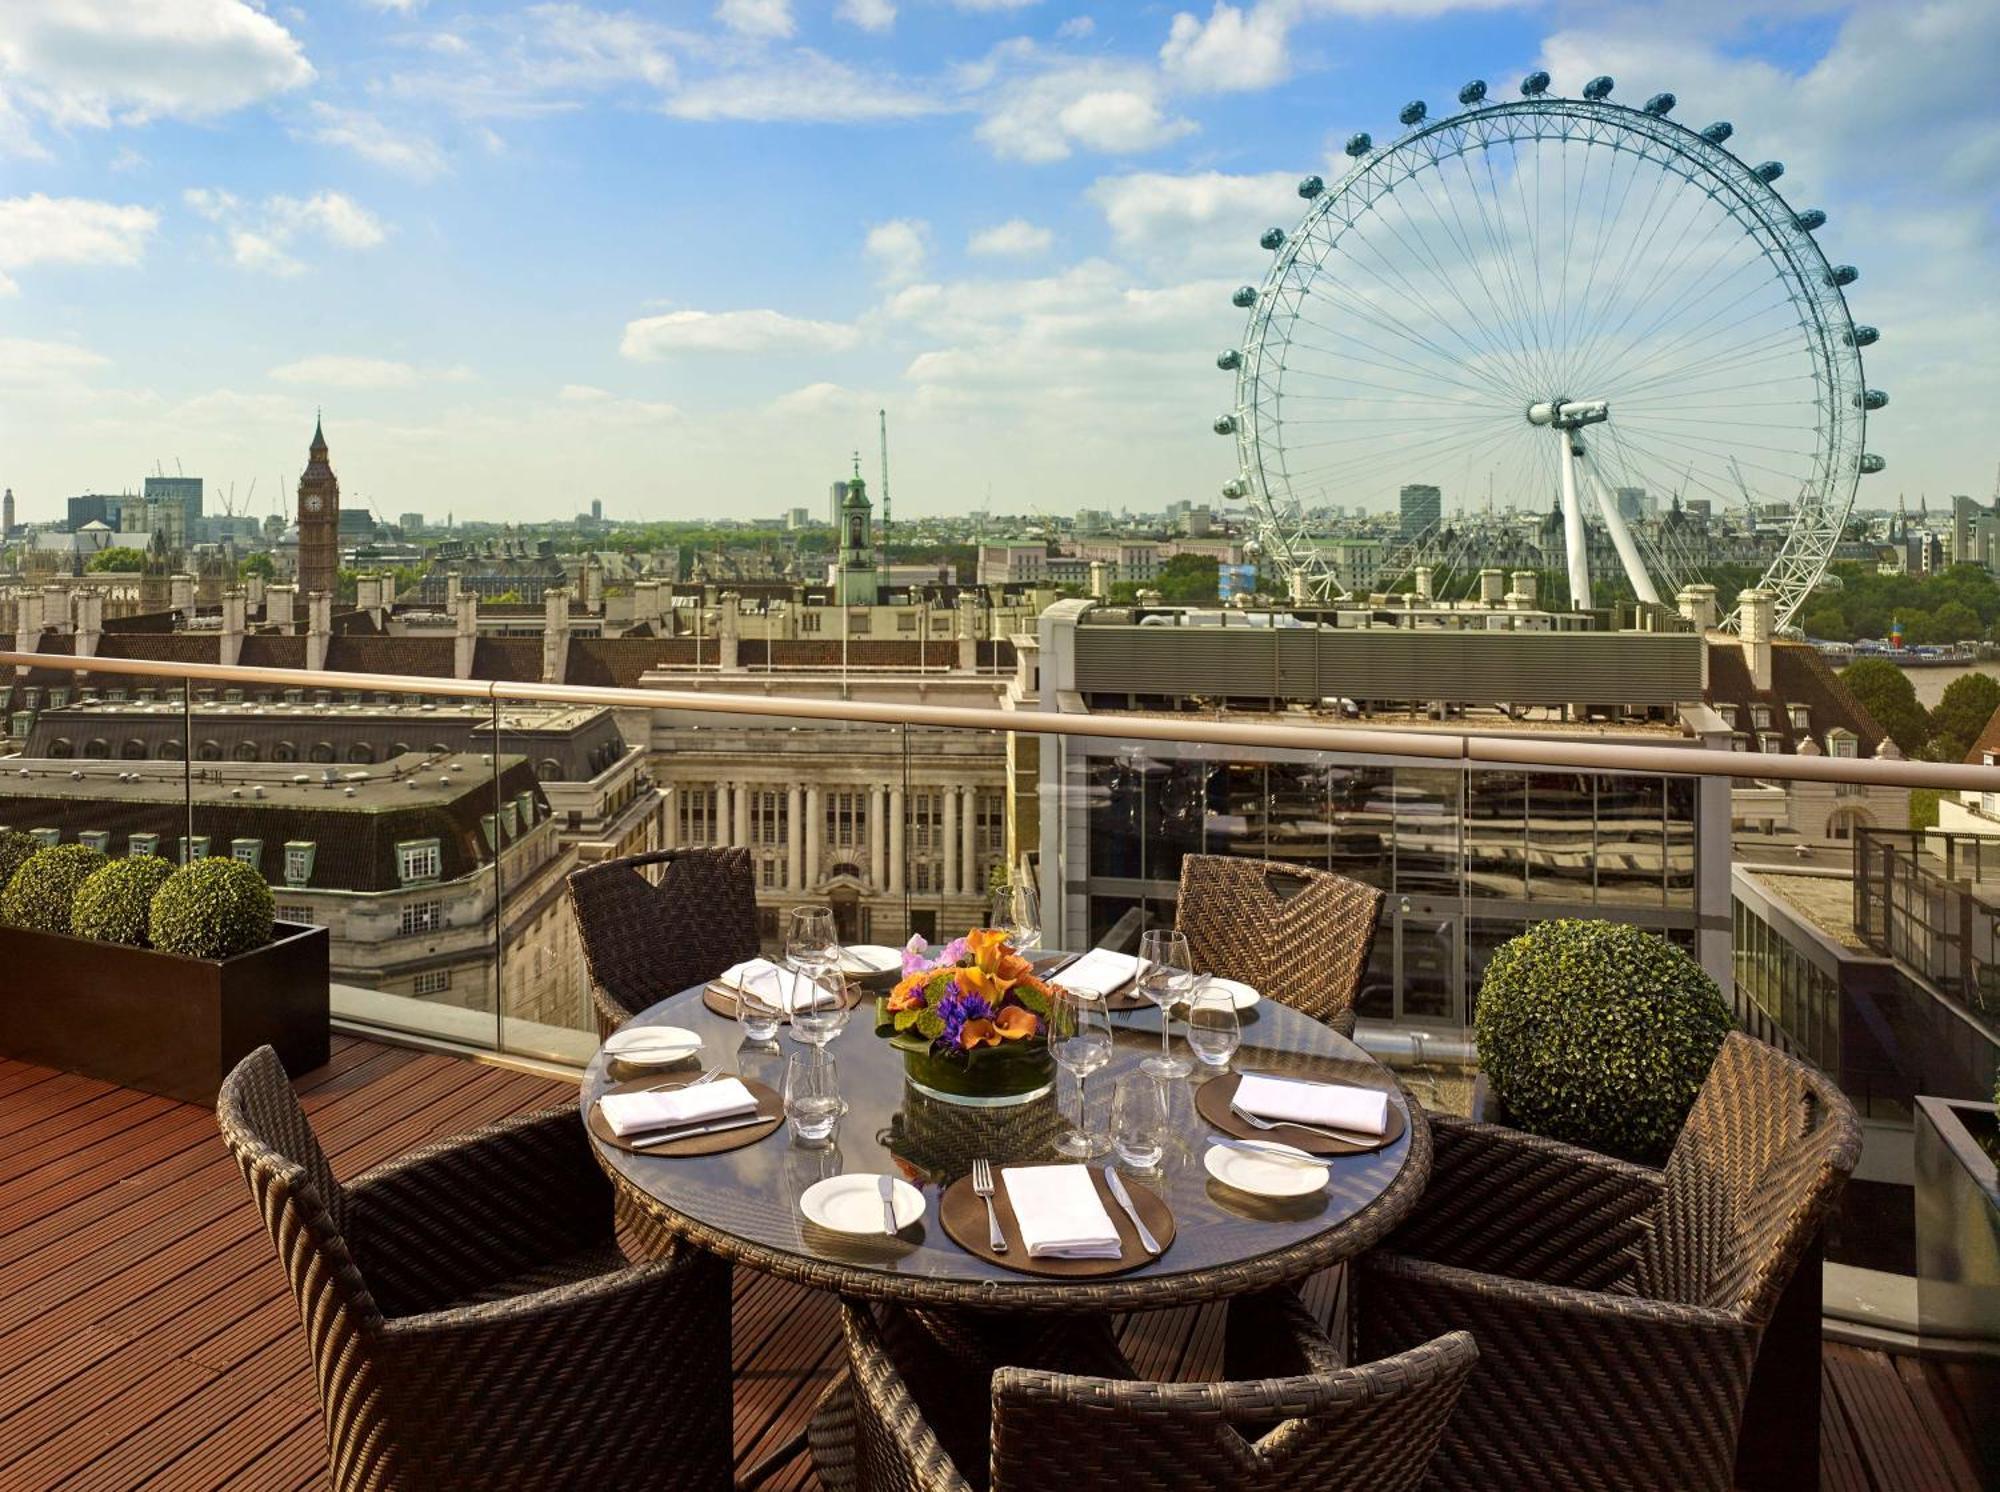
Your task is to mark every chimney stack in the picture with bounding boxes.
[267,583,297,630]
[306,591,332,673]
[956,592,982,672]
[1506,570,1538,610]
[1478,568,1504,607]
[445,573,462,610]
[244,572,265,611]
[170,573,195,614]
[1413,566,1434,603]
[454,592,479,679]
[717,591,741,673]
[1088,560,1110,600]
[542,586,573,683]
[1677,583,1720,630]
[42,585,70,633]
[1738,588,1775,692]
[72,590,103,660]
[219,588,246,668]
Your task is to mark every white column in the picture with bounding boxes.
[960,785,978,897]
[661,785,678,848]
[888,786,905,897]
[733,781,750,847]
[786,784,803,891]
[942,786,960,903]
[804,786,822,891]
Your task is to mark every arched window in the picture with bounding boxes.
[347,743,376,765]
[160,739,184,760]
[121,739,147,759]
[233,741,260,762]
[310,742,335,764]
[537,758,564,781]
[390,741,412,759]
[49,737,73,758]
[271,741,297,763]
[197,740,223,761]
[83,738,110,759]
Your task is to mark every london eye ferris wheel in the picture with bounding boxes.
[1214,71,1885,630]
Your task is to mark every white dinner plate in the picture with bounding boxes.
[1182,977,1261,1011]
[601,1025,703,1066]
[1203,1140,1329,1198]
[839,945,905,976]
[800,1174,926,1235]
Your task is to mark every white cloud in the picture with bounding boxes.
[0,194,157,293]
[1088,168,1297,271]
[1056,16,1095,40]
[269,356,473,389]
[0,336,109,388]
[533,3,679,89]
[968,218,1053,257]
[0,1,312,148]
[185,188,389,276]
[717,0,795,39]
[557,383,679,422]
[304,102,446,179]
[976,55,1196,162]
[662,52,942,122]
[836,0,896,32]
[767,381,879,416]
[1160,3,1292,93]
[865,218,930,285]
[620,308,862,359]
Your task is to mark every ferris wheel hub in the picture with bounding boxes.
[1525,398,1610,430]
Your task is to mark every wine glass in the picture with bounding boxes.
[1136,929,1194,1080]
[987,880,1041,952]
[1110,1072,1168,1171]
[785,905,846,1047]
[785,905,839,981]
[783,1050,842,1146]
[789,967,852,1050]
[1185,976,1241,1073]
[1046,985,1113,1158]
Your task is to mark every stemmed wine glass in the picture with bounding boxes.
[785,906,848,1048]
[1136,929,1194,1080]
[987,879,1041,951]
[1046,985,1113,1158]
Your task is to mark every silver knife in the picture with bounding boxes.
[630,1113,767,1148]
[878,1174,899,1236]
[1102,1167,1162,1256]
[1206,1135,1328,1168]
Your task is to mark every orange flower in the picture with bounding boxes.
[886,975,928,1013]
[992,1005,1040,1041]
[956,964,1013,1004]
[965,927,1009,974]
[957,1018,1001,1050]
[995,948,1036,984]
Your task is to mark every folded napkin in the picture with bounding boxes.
[1001,1164,1124,1259]
[1054,948,1139,998]
[720,958,840,1013]
[1233,1074,1389,1136]
[598,1078,758,1138]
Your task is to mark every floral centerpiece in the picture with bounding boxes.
[876,928,1056,1107]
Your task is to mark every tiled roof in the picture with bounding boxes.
[239,635,308,669]
[1968,701,2000,764]
[96,634,219,666]
[565,638,669,689]
[1704,639,1886,755]
[471,637,543,682]
[325,637,457,678]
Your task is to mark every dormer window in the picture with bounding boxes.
[180,835,210,863]
[1757,730,1784,754]
[1730,733,1750,752]
[30,827,60,847]
[284,841,315,887]
[129,833,159,857]
[500,801,519,839]
[231,839,263,873]
[1750,704,1773,730]
[79,831,109,854]
[1715,703,1738,727]
[396,838,441,886]
[1826,729,1858,760]
[1788,705,1810,731]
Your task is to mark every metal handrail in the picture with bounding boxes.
[4,648,1995,790]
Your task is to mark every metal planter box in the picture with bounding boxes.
[0,921,329,1104]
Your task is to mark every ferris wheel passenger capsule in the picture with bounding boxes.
[1859,453,1886,474]
[1344,132,1373,157]
[1260,227,1286,250]
[1847,324,1879,347]
[1220,479,1248,500]
[1213,414,1239,435]
[1860,389,1888,411]
[1583,75,1614,100]
[1458,79,1488,105]
[1753,160,1784,182]
[1700,121,1733,144]
[1298,174,1324,199]
[1644,92,1676,116]
[1216,348,1242,371]
[1521,71,1550,96]
[1232,285,1259,308]
[1795,207,1827,231]
[1826,264,1858,287]
[1399,100,1427,126]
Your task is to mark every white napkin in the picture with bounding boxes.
[1233,1074,1389,1136]
[1001,1164,1124,1259]
[598,1078,758,1138]
[720,958,840,1012]
[840,945,901,974]
[1054,948,1139,998]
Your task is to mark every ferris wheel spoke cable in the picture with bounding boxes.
[1281,316,1506,402]
[1607,331,1815,405]
[1421,148,1553,388]
[1568,136,1652,357]
[1558,151,1705,389]
[1282,425,1529,490]
[1280,284,1512,399]
[1573,248,1797,397]
[1468,147,1561,389]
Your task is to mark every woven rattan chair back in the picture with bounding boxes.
[1636,1031,1861,1321]
[1176,855,1384,1027]
[567,846,758,1035]
[986,1332,1477,1492]
[217,1047,399,1491]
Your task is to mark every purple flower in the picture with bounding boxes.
[939,936,970,966]
[934,989,996,1054]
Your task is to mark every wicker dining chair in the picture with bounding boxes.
[1354,1032,1861,1492]
[567,845,759,1039]
[1176,855,1384,1039]
[217,1046,733,1492]
[809,1293,1477,1492]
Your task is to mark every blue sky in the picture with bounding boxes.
[0,1,1994,525]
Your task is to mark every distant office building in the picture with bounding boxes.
[785,508,813,531]
[1616,486,1646,521]
[2,488,13,537]
[1399,484,1442,538]
[400,512,424,532]
[1685,498,1712,521]
[144,475,202,527]
[67,494,121,532]
[591,499,603,523]
[1950,494,1975,564]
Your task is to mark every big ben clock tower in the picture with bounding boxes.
[296,415,340,598]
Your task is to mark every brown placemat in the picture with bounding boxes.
[1194,1072,1405,1156]
[938,1167,1174,1278]
[587,1075,783,1157]
[701,978,865,1023]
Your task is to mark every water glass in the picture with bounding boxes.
[1111,1072,1168,1171]
[1136,929,1194,1080]
[783,1050,842,1146]
[737,982,783,1043]
[1047,985,1113,1158]
[987,880,1041,951]
[1185,978,1241,1072]
[789,967,851,1049]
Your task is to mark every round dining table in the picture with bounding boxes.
[582,975,1431,1314]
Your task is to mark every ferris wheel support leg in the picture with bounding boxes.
[1557,431,1593,612]
[1581,448,1662,607]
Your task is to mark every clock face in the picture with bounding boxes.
[305,494,323,514]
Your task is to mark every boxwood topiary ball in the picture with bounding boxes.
[72,856,178,948]
[149,858,276,961]
[1,843,111,933]
[0,828,40,895]
[1474,918,1731,1166]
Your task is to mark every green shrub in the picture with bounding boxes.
[71,856,177,947]
[0,829,39,895]
[1,843,111,933]
[1475,918,1732,1166]
[148,858,275,961]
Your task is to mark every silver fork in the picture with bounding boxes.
[1229,1103,1374,1144]
[971,1158,1006,1254]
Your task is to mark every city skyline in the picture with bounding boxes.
[0,1,1995,523]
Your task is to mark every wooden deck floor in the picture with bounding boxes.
[0,1037,1982,1491]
